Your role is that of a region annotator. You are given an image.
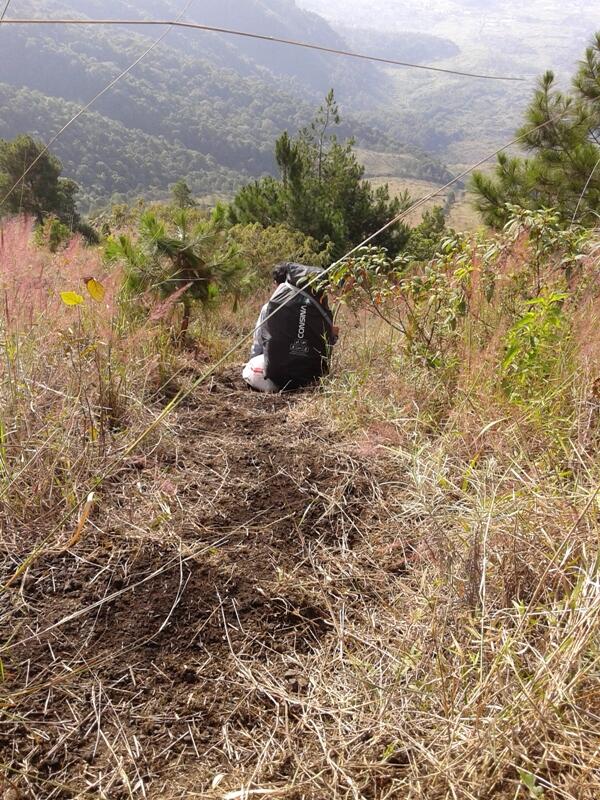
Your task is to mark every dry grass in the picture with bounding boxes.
[1,219,600,800]
[284,320,600,799]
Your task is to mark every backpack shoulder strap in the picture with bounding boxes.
[285,282,333,327]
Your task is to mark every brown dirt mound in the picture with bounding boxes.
[1,367,392,799]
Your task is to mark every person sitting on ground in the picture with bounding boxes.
[249,264,288,362]
[242,262,337,393]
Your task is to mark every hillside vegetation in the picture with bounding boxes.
[2,18,600,800]
[1,198,600,800]
[0,0,450,210]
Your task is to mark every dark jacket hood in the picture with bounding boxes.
[284,263,326,290]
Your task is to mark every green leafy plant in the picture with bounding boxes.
[329,236,473,370]
[501,290,568,402]
[105,209,244,339]
[518,769,545,799]
[503,205,590,290]
[34,215,72,253]
[228,222,331,283]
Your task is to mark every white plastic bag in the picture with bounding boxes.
[242,355,278,393]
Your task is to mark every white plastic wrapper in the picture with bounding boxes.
[242,355,279,393]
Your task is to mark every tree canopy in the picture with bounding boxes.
[228,92,411,259]
[0,135,80,225]
[471,32,600,227]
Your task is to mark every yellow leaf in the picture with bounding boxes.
[60,291,84,306]
[85,277,106,302]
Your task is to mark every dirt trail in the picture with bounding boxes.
[1,368,399,799]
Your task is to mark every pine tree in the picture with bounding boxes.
[105,210,242,339]
[171,178,196,209]
[229,91,410,258]
[471,33,600,227]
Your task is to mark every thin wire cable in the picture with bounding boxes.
[0,112,568,593]
[570,155,600,227]
[0,1,195,211]
[0,0,12,24]
[0,18,527,82]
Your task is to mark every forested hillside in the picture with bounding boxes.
[0,85,244,204]
[0,0,452,210]
[42,0,382,100]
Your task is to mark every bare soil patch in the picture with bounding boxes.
[1,367,398,799]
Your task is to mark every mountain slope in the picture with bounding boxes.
[0,84,243,206]
[297,0,598,168]
[39,0,386,101]
[0,0,452,209]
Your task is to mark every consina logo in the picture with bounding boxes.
[298,304,308,339]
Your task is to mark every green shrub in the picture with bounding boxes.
[501,290,568,402]
[33,215,71,252]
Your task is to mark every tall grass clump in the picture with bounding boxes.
[283,208,600,797]
[0,212,281,549]
[0,217,176,538]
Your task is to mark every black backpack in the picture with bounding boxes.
[263,263,334,390]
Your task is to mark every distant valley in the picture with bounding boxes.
[0,0,453,211]
[298,0,599,170]
[2,0,596,215]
